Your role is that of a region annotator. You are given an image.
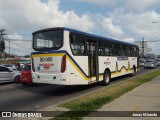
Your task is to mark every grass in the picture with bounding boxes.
[50,70,160,120]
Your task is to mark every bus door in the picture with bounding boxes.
[87,40,99,82]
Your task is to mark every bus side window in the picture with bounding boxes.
[130,47,136,57]
[70,33,86,56]
[125,46,131,56]
[110,43,117,56]
[98,40,110,56]
[118,44,125,56]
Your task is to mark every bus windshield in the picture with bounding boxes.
[33,30,63,51]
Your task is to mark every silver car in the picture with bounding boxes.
[144,59,157,69]
[156,59,160,66]
[0,66,20,83]
[2,64,17,70]
[139,59,145,67]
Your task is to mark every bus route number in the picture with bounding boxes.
[40,57,53,62]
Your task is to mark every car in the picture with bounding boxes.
[20,64,32,85]
[0,65,20,83]
[156,59,160,66]
[2,64,17,71]
[144,59,157,69]
[139,59,145,67]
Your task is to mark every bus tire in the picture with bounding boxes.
[102,70,111,86]
[130,66,136,77]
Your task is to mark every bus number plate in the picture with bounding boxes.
[40,57,53,62]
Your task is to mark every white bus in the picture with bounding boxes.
[31,27,139,85]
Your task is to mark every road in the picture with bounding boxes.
[0,68,157,111]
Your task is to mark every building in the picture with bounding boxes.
[137,41,148,56]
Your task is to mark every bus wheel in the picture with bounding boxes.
[103,70,111,86]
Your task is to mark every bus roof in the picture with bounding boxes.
[33,27,138,48]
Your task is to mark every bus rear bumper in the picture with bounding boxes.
[32,72,69,85]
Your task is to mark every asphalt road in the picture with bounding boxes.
[0,68,157,111]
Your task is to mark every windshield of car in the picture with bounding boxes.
[23,65,31,71]
[0,66,10,72]
[145,60,154,62]
[3,64,13,67]
[157,55,160,59]
[144,54,156,59]
[140,60,144,63]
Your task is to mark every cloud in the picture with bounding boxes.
[102,21,135,43]
[0,0,95,55]
[123,38,134,43]
[0,0,95,33]
[6,34,23,40]
[102,18,124,37]
[123,0,160,12]
[99,8,160,54]
[78,0,160,12]
[1,0,160,55]
[103,8,160,39]
[77,0,117,7]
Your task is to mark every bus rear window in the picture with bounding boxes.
[33,30,63,51]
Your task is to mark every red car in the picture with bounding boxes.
[20,64,32,85]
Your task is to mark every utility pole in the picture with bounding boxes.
[0,29,5,60]
[142,37,144,57]
[0,29,5,41]
[9,40,10,60]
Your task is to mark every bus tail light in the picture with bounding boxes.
[32,57,35,72]
[61,55,66,73]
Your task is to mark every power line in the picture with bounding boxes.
[4,41,31,53]
[0,29,32,58]
[135,39,160,42]
[147,40,160,42]
[9,41,31,52]
[4,38,32,42]
[3,33,31,36]
[5,44,31,54]
[6,46,31,55]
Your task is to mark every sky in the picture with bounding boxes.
[1,0,160,55]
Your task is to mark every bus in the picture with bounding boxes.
[31,27,139,85]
